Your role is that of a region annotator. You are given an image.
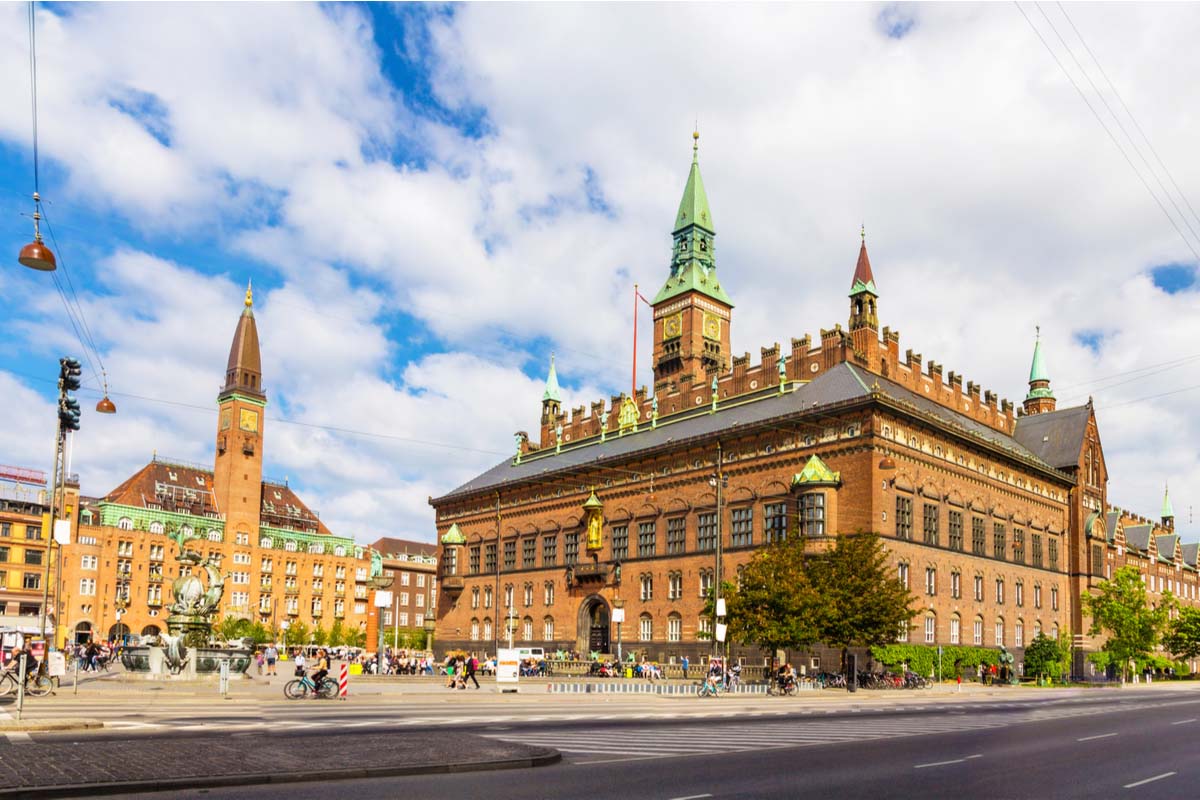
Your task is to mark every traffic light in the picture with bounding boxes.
[58,395,81,432]
[58,357,82,392]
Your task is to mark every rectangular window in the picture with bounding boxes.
[24,549,42,566]
[79,578,96,596]
[1013,529,1025,564]
[973,619,983,646]
[1015,582,1024,607]
[523,537,536,568]
[543,617,554,640]
[639,616,652,642]
[503,540,516,571]
[950,616,961,645]
[0,547,8,563]
[972,518,986,555]
[948,510,963,551]
[799,494,825,537]
[25,526,41,541]
[668,573,682,600]
[895,496,913,541]
[469,546,481,574]
[564,533,579,566]
[611,526,629,561]
[993,523,1007,561]
[640,575,653,601]
[897,563,909,590]
[484,543,497,573]
[0,524,7,537]
[951,572,961,599]
[523,584,533,607]
[697,513,717,552]
[666,518,686,555]
[1090,544,1103,577]
[542,535,557,567]
[1034,584,1042,609]
[1031,533,1043,568]
[1015,621,1024,648]
[995,621,1004,647]
[995,578,1005,604]
[897,621,909,642]
[925,567,937,596]
[1051,586,1059,611]
[81,554,97,570]
[924,615,935,644]
[730,507,753,547]
[923,504,939,546]
[764,502,788,544]
[637,521,656,558]
[1048,538,1059,570]
[668,616,682,642]
[974,575,984,602]
[22,572,39,590]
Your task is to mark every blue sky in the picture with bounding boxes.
[1,3,1198,542]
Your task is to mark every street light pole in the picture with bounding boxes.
[710,442,727,660]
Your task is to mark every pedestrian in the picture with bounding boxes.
[681,655,689,680]
[466,654,481,689]
[265,644,278,676]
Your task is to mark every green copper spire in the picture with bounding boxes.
[542,354,562,403]
[440,522,466,545]
[1026,326,1054,401]
[653,131,733,306]
[1162,484,1175,520]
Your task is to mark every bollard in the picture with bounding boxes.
[16,656,26,722]
[73,657,78,696]
[219,660,230,699]
[338,663,349,700]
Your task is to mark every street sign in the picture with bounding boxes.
[611,608,625,623]
[46,652,65,677]
[496,648,519,692]
[715,623,727,643]
[374,591,393,608]
[53,520,71,545]
[716,598,727,617]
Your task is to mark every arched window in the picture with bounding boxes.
[668,613,682,642]
[1015,619,1025,648]
[949,614,961,645]
[973,616,983,646]
[117,518,134,531]
[995,617,1005,647]
[470,618,479,641]
[483,618,493,640]
[639,613,653,642]
[261,537,273,549]
[924,611,937,643]
[334,545,346,557]
[522,616,533,642]
[543,616,555,640]
[207,530,221,542]
[148,521,164,534]
[1034,620,1043,637]
[471,587,480,609]
[285,540,297,552]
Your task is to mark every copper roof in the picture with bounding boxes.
[222,304,264,399]
[369,537,437,559]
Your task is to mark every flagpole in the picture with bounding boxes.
[632,283,638,398]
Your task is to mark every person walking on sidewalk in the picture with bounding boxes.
[466,655,481,689]
[264,644,278,677]
[682,656,689,680]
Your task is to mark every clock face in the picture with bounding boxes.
[239,408,259,433]
[663,313,683,340]
[702,313,721,341]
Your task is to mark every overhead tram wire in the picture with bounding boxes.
[1055,1,1200,235]
[1014,2,1200,264]
[1035,3,1200,251]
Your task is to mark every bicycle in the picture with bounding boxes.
[0,663,54,698]
[766,675,797,696]
[284,673,338,699]
[697,676,722,698]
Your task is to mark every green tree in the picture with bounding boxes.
[215,615,251,642]
[808,531,918,672]
[1022,633,1069,681]
[283,621,310,647]
[1081,565,1172,682]
[328,620,346,648]
[312,625,329,646]
[345,628,366,648]
[719,534,823,659]
[1163,606,1200,662]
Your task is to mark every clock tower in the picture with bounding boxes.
[651,132,733,392]
[213,283,266,542]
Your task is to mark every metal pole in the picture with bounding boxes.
[39,425,63,640]
[16,655,26,721]
[73,655,78,695]
[53,541,63,650]
[713,442,724,659]
[494,492,501,660]
[392,594,399,652]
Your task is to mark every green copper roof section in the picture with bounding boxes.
[542,354,563,403]
[1163,484,1175,519]
[673,135,714,234]
[791,454,841,486]
[653,133,733,307]
[441,522,466,545]
[1026,330,1054,400]
[582,489,604,511]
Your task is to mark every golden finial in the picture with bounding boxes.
[244,279,253,308]
[861,224,866,244]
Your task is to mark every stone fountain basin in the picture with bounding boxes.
[121,646,253,675]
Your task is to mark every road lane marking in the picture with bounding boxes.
[1124,772,1175,789]
[668,795,713,800]
[1170,718,1196,725]
[914,754,981,769]
[1077,733,1118,741]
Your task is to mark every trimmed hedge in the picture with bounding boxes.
[869,644,1002,680]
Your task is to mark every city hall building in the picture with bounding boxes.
[431,136,1195,671]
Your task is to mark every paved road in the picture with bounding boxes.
[16,690,1190,800]
[105,689,1199,799]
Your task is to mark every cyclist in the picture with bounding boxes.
[310,648,330,698]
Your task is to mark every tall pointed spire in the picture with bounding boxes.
[653,130,732,306]
[542,353,562,403]
[222,281,264,399]
[1162,483,1175,522]
[848,226,879,332]
[1023,326,1056,414]
[850,225,877,295]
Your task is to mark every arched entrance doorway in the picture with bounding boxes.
[108,623,130,643]
[576,596,610,655]
[74,621,93,645]
[140,625,161,638]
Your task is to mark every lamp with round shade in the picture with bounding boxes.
[95,370,116,414]
[19,236,56,271]
[878,455,897,471]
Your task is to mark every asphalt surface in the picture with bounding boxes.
[89,688,1200,799]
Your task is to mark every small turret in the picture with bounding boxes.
[1162,483,1175,530]
[541,354,563,426]
[848,227,879,332]
[1023,326,1056,415]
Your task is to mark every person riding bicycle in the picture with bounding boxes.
[5,642,34,682]
[310,648,329,697]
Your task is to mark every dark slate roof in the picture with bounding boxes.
[1106,511,1121,544]
[1156,534,1179,563]
[369,537,437,559]
[1182,542,1198,568]
[436,363,1056,502]
[1125,524,1153,552]
[1012,405,1091,469]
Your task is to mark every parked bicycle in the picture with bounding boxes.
[283,673,338,699]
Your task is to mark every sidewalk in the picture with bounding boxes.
[0,730,559,798]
